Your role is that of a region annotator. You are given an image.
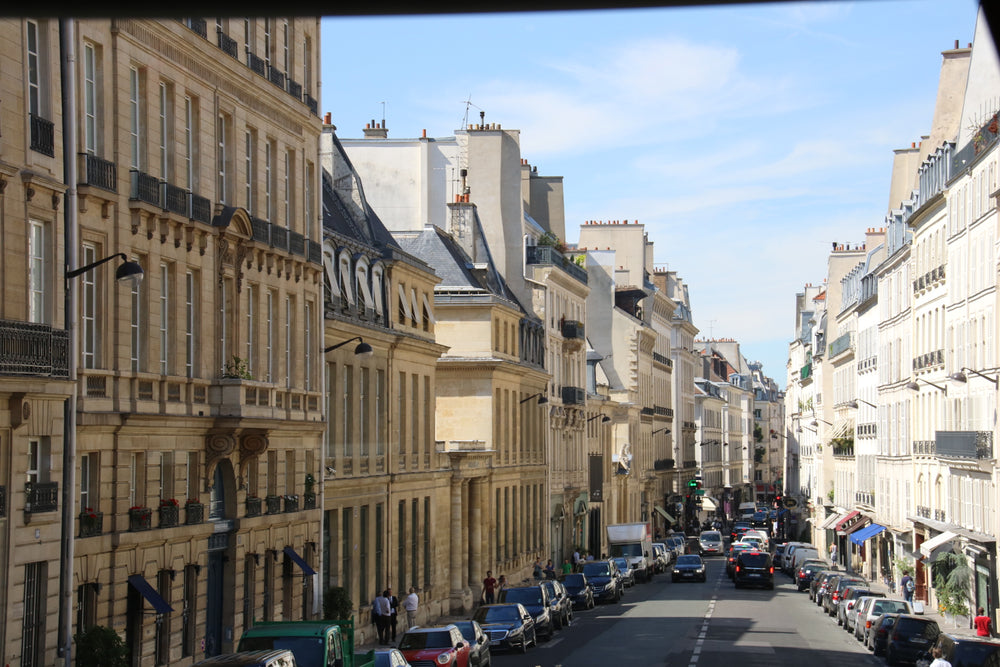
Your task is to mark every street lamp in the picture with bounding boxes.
[847,398,877,409]
[948,367,999,387]
[587,414,611,423]
[906,378,948,394]
[810,418,833,427]
[323,336,374,358]
[519,392,548,405]
[60,252,143,663]
[652,427,670,435]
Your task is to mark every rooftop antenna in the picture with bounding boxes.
[462,95,484,128]
[380,101,386,128]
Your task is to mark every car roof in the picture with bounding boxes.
[404,624,459,634]
[194,651,295,666]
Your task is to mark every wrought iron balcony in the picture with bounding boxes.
[306,94,318,116]
[162,182,188,216]
[129,507,152,531]
[934,509,947,522]
[303,492,317,510]
[283,494,299,513]
[217,28,238,58]
[79,510,103,537]
[828,332,853,358]
[190,192,212,223]
[936,431,993,460]
[271,225,288,252]
[653,458,674,470]
[0,319,70,378]
[246,496,262,517]
[185,502,204,525]
[80,153,117,192]
[25,481,58,513]
[265,495,282,514]
[289,231,305,257]
[913,439,936,455]
[525,244,588,284]
[652,352,673,367]
[129,169,160,206]
[30,113,55,156]
[184,18,207,38]
[916,505,931,518]
[247,52,267,77]
[158,503,179,528]
[268,65,286,89]
[307,240,323,265]
[287,79,302,100]
[561,319,585,341]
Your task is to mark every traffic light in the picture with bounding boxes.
[688,478,698,488]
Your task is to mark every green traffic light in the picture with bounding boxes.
[688,479,697,487]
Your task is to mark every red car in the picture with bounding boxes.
[398,624,471,667]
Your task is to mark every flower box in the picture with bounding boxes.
[129,507,152,532]
[265,495,282,515]
[158,504,179,528]
[283,494,299,513]
[303,492,317,510]
[246,496,262,517]
[79,510,103,537]
[185,502,204,525]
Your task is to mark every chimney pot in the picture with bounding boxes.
[955,39,960,48]
[422,129,427,138]
[324,112,332,124]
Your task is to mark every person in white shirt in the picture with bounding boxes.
[929,646,951,667]
[403,587,419,628]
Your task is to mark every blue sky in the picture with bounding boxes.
[320,1,982,388]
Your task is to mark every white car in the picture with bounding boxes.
[744,529,770,549]
[737,535,765,551]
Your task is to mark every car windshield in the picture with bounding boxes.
[583,562,610,576]
[612,557,629,569]
[399,631,452,650]
[676,556,701,566]
[238,637,325,667]
[739,554,770,567]
[610,543,643,557]
[503,588,542,605]
[700,532,722,541]
[562,574,585,588]
[474,606,520,623]
[872,600,910,615]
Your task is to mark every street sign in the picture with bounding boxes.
[695,489,705,496]
[783,497,797,508]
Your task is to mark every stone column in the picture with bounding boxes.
[449,478,468,613]
[469,479,483,589]
[461,480,470,590]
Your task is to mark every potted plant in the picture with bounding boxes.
[79,507,103,537]
[221,355,253,380]
[246,493,262,517]
[933,551,972,625]
[158,498,179,528]
[303,473,317,509]
[184,497,204,525]
[129,505,151,531]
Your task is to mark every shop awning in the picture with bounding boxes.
[283,546,316,576]
[819,511,844,530]
[700,496,719,511]
[919,531,957,561]
[834,510,862,534]
[654,505,676,524]
[850,523,887,545]
[127,574,174,614]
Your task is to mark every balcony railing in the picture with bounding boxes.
[936,431,993,460]
[268,65,286,89]
[682,460,698,469]
[129,169,161,206]
[653,458,674,470]
[247,52,266,76]
[79,510,103,537]
[217,29,238,58]
[30,113,55,156]
[934,509,947,522]
[525,245,588,284]
[561,386,585,405]
[913,440,936,455]
[652,352,673,367]
[0,320,70,378]
[916,505,931,519]
[289,231,306,257]
[185,502,204,525]
[162,182,188,216]
[80,153,117,192]
[287,79,302,100]
[306,94,318,116]
[184,18,207,38]
[190,193,212,223]
[25,481,58,514]
[129,507,152,532]
[158,503,179,528]
[246,496,262,517]
[800,363,812,381]
[265,495,282,515]
[561,319,585,341]
[283,494,299,513]
[828,332,853,358]
[855,491,874,506]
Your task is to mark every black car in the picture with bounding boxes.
[672,554,707,582]
[581,559,623,603]
[559,573,595,610]
[868,612,902,655]
[884,614,941,666]
[796,561,829,591]
[823,574,866,616]
[539,579,573,629]
[916,632,1000,667]
[451,620,491,667]
[811,570,839,604]
[371,648,411,667]
[751,511,769,529]
[498,585,554,639]
[472,603,536,654]
[731,521,752,543]
[733,550,773,589]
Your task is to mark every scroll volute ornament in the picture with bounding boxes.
[205,433,236,486]
[238,432,269,487]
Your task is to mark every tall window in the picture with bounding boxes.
[410,499,419,588]
[266,291,274,382]
[304,161,313,240]
[340,508,352,598]
[282,20,289,72]
[27,438,47,484]
[375,369,385,456]
[264,18,272,67]
[343,367,353,458]
[284,149,292,227]
[284,296,292,387]
[246,285,255,374]
[159,82,171,179]
[217,113,228,204]
[80,453,92,511]
[265,140,273,220]
[26,21,42,117]
[374,503,383,597]
[130,256,142,372]
[21,562,47,667]
[159,263,170,375]
[182,565,197,657]
[83,42,96,154]
[397,501,406,593]
[359,367,368,456]
[423,497,431,586]
[303,36,312,95]
[129,66,141,169]
[304,302,312,390]
[245,129,255,213]
[81,244,97,369]
[27,220,46,324]
[359,505,369,600]
[185,271,195,378]
[184,97,194,190]
[219,280,228,373]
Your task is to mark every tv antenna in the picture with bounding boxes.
[463,95,484,128]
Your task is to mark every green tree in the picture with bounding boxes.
[324,586,353,620]
[75,625,128,667]
[933,551,972,618]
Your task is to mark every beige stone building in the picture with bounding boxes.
[1,16,325,665]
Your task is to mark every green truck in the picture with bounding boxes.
[237,619,375,667]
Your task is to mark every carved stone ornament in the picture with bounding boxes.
[204,432,236,485]
[237,432,270,486]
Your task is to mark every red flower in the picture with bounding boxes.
[185,498,200,505]
[160,498,179,507]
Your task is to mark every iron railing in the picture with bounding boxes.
[217,29,238,58]
[268,66,286,89]
[162,182,188,216]
[525,245,588,284]
[129,169,160,205]
[289,231,305,257]
[287,79,302,100]
[80,153,117,192]
[190,193,212,223]
[306,95,318,116]
[247,52,266,77]
[936,431,993,459]
[0,320,70,378]
[561,319,585,340]
[25,481,58,513]
[29,113,55,156]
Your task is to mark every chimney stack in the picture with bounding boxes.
[363,119,388,139]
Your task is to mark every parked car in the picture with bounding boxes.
[839,589,883,630]
[868,612,903,655]
[856,598,912,644]
[451,621,491,667]
[651,542,670,572]
[916,632,1000,667]
[497,585,554,640]
[471,603,536,654]
[666,534,687,560]
[372,648,411,667]
[539,579,573,629]
[698,531,725,556]
[781,542,813,575]
[672,554,707,582]
[581,559,623,604]
[733,550,774,589]
[744,529,770,550]
[736,535,766,551]
[559,573,595,610]
[883,614,941,666]
[726,543,755,578]
[398,625,471,667]
[811,570,839,605]
[823,574,866,616]
[848,596,877,639]
[795,560,831,591]
[789,547,821,575]
[611,556,635,588]
[773,543,787,569]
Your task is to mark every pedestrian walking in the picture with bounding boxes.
[561,558,573,575]
[532,558,543,579]
[900,570,915,605]
[403,587,419,628]
[373,590,390,644]
[544,559,555,579]
[929,646,952,667]
[497,575,508,595]
[386,587,399,642]
[975,607,993,637]
[481,570,498,604]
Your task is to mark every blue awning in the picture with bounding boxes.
[127,574,174,614]
[283,546,316,576]
[849,523,887,546]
